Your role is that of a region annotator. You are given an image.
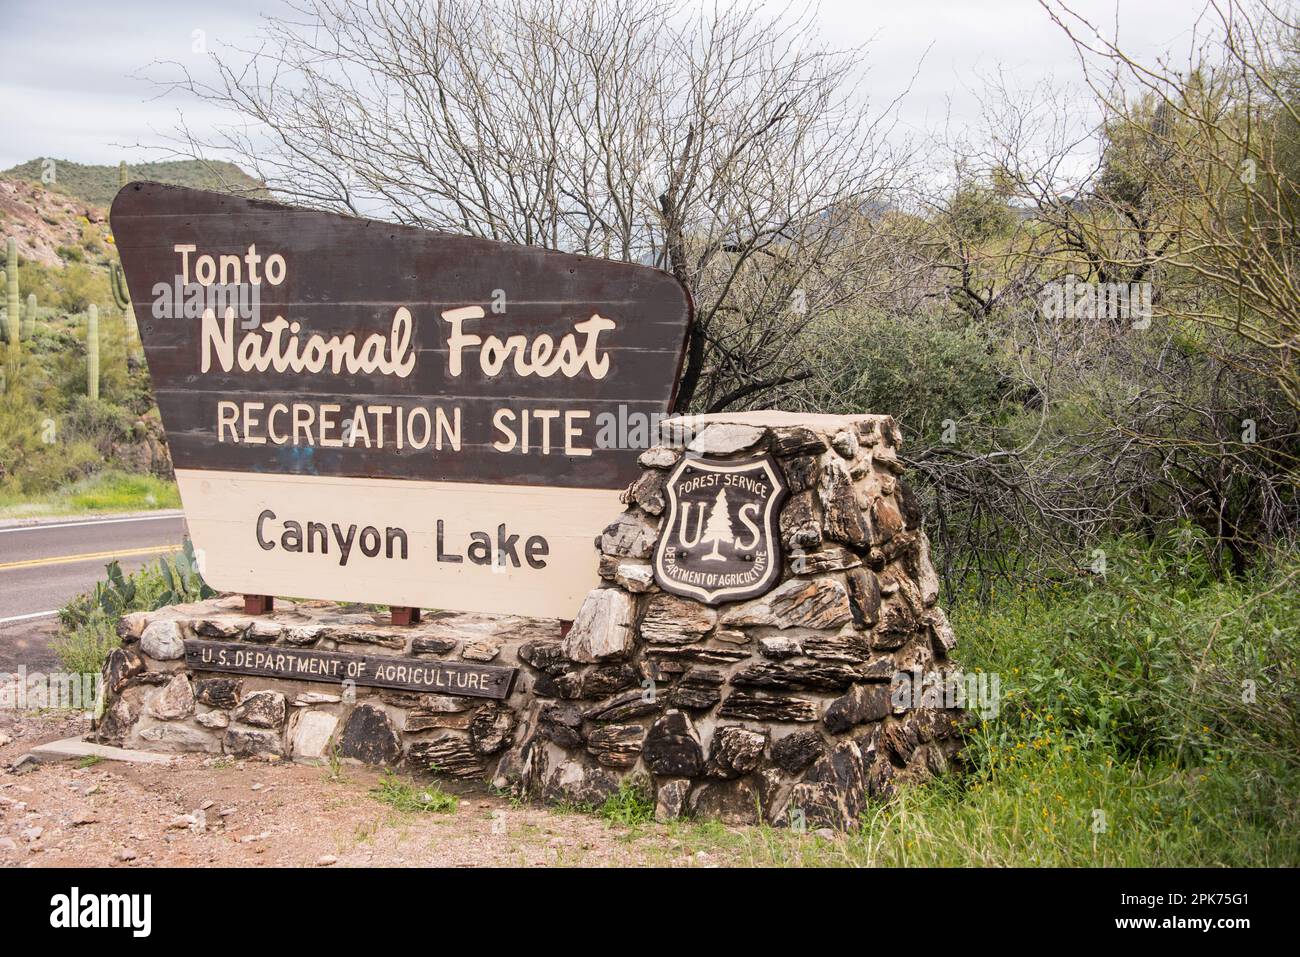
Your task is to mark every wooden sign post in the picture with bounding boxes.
[112,183,692,620]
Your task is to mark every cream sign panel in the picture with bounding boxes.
[111,183,693,618]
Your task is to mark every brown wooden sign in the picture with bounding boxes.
[653,454,788,604]
[184,639,517,700]
[112,183,693,619]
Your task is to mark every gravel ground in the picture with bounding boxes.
[0,711,766,868]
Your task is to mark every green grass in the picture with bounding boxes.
[596,778,656,828]
[632,532,1300,867]
[370,772,459,814]
[0,470,179,518]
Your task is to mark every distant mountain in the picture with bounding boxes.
[2,158,269,207]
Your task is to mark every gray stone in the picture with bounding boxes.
[469,703,516,755]
[622,469,667,515]
[781,454,823,493]
[461,639,501,662]
[195,678,241,709]
[655,778,691,822]
[770,427,828,457]
[689,778,763,825]
[537,703,585,748]
[134,723,220,753]
[289,710,338,761]
[832,430,859,458]
[873,598,917,650]
[779,490,823,550]
[639,593,716,645]
[231,691,286,730]
[195,710,229,730]
[720,577,853,630]
[598,512,659,560]
[790,544,861,575]
[583,689,661,723]
[800,630,872,663]
[586,724,644,767]
[705,726,768,778]
[688,423,765,455]
[638,446,680,469]
[147,674,194,720]
[823,683,892,733]
[338,703,401,765]
[925,607,957,655]
[102,647,144,695]
[411,635,459,656]
[284,625,324,646]
[820,459,871,549]
[718,691,819,723]
[846,567,882,627]
[140,620,184,661]
[223,728,283,758]
[562,588,636,662]
[730,661,864,691]
[642,710,703,777]
[614,562,657,593]
[408,736,485,777]
[771,729,825,773]
[758,636,802,660]
[247,620,283,642]
[667,669,724,710]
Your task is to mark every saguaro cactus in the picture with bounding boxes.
[110,261,140,357]
[4,237,18,349]
[22,293,36,340]
[87,303,100,400]
[119,160,128,190]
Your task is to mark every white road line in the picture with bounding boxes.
[0,610,59,624]
[0,512,184,534]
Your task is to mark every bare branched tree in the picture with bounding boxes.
[149,0,912,411]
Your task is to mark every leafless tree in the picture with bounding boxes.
[149,0,913,411]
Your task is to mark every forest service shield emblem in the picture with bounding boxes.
[653,454,789,605]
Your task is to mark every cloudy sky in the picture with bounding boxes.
[2,0,1217,171]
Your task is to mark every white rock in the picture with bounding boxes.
[562,589,636,663]
[195,710,229,729]
[614,562,656,593]
[147,674,195,720]
[637,446,679,469]
[140,620,185,661]
[289,710,339,761]
[687,423,765,455]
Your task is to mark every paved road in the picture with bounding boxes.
[0,512,187,670]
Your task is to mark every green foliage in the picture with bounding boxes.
[370,772,459,813]
[51,609,120,678]
[4,236,18,347]
[597,778,656,827]
[86,303,99,400]
[3,158,269,207]
[22,292,36,339]
[58,537,215,637]
[793,310,1012,444]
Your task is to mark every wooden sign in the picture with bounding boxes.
[184,639,517,700]
[653,455,787,604]
[111,183,692,619]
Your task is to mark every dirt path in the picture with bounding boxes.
[0,712,779,868]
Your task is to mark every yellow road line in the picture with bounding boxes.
[0,543,181,572]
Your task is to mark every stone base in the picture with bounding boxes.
[96,412,967,830]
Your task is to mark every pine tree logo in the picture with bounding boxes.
[700,487,736,562]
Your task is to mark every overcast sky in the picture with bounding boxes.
[2,0,1217,172]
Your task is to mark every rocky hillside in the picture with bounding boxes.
[0,176,108,267]
[3,158,268,208]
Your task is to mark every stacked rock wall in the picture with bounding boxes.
[96,412,964,830]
